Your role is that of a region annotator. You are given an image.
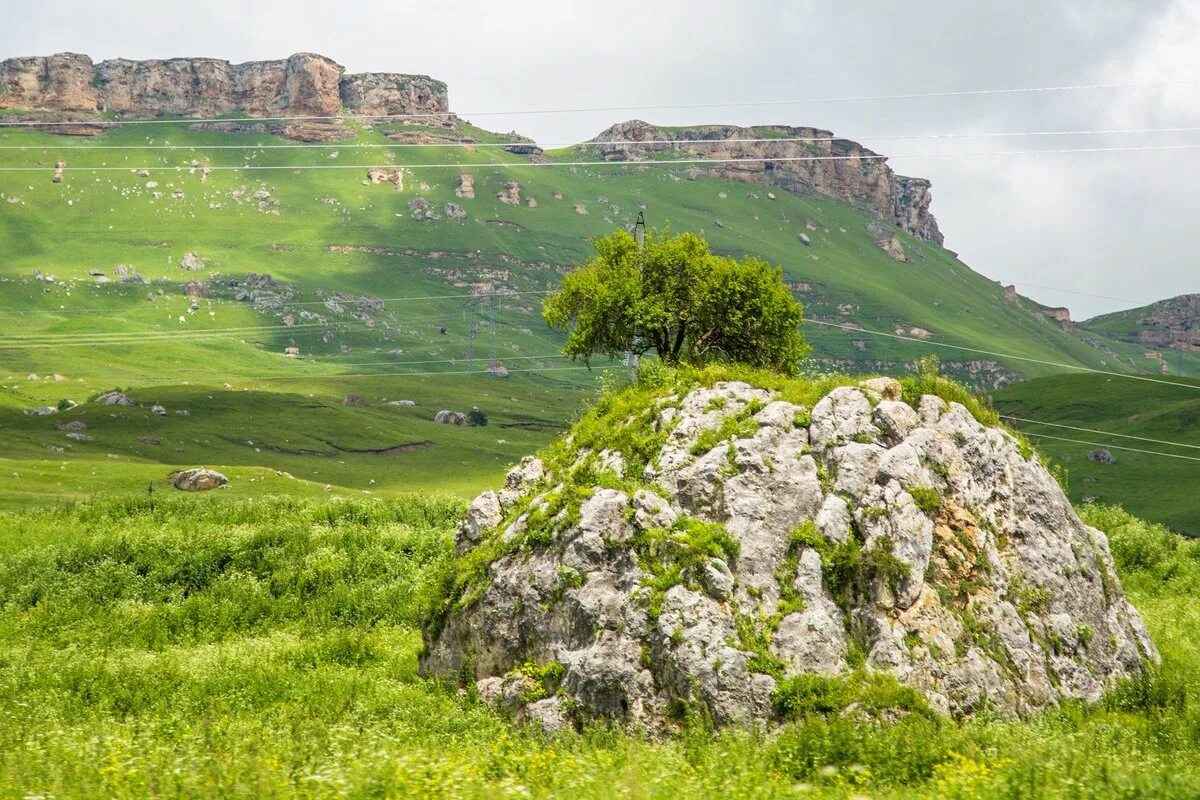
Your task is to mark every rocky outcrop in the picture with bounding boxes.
[867,221,907,262]
[339,72,450,121]
[94,390,135,406]
[497,180,521,205]
[0,52,453,140]
[1086,294,1200,352]
[422,378,1156,731]
[170,468,229,491]
[591,120,943,243]
[455,173,475,199]
[435,410,467,425]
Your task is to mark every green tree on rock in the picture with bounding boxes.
[543,227,809,375]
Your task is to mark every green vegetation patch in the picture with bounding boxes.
[773,671,936,720]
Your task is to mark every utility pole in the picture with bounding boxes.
[628,211,646,380]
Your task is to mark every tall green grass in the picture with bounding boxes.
[1,495,1199,797]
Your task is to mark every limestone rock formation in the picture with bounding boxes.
[94,390,135,406]
[422,378,1156,731]
[435,409,467,425]
[339,72,451,122]
[170,468,229,491]
[179,251,206,271]
[367,168,403,190]
[1,52,453,141]
[1086,294,1200,352]
[867,221,908,262]
[497,180,521,205]
[455,173,475,199]
[591,120,942,243]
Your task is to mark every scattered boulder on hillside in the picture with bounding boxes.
[95,391,136,406]
[444,202,467,219]
[343,393,366,406]
[867,221,907,262]
[421,378,1158,732]
[574,204,588,215]
[29,406,58,416]
[409,197,438,220]
[179,251,206,271]
[138,436,161,446]
[52,159,66,183]
[1088,449,1117,465]
[170,468,229,491]
[799,233,811,246]
[284,346,301,358]
[185,280,209,298]
[65,432,92,442]
[56,420,87,432]
[497,181,521,205]
[435,409,467,425]
[456,173,475,199]
[151,404,167,416]
[367,168,404,190]
[388,399,416,407]
[860,376,903,401]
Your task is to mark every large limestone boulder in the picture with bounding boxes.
[169,468,228,491]
[421,378,1157,731]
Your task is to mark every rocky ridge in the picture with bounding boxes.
[421,375,1156,731]
[1086,293,1200,352]
[590,120,942,243]
[0,52,451,140]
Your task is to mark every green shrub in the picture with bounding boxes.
[907,486,942,516]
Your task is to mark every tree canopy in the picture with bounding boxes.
[542,227,809,375]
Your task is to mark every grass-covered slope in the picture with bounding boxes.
[994,373,1200,535]
[1,492,1198,797]
[0,118,1190,506]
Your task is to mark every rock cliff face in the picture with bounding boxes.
[591,120,943,243]
[422,377,1155,731]
[1097,294,1200,351]
[0,52,451,139]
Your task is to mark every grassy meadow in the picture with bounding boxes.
[0,493,1196,798]
[2,117,1192,506]
[995,373,1200,536]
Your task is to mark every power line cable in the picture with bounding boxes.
[0,289,552,317]
[6,143,1200,172]
[0,321,328,341]
[49,352,576,378]
[8,125,1200,151]
[806,318,1200,391]
[999,414,1200,451]
[2,77,1197,127]
[1020,430,1200,463]
[1009,282,1157,307]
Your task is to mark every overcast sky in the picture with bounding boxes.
[4,0,1199,318]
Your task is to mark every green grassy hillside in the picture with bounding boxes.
[1,493,1198,797]
[994,373,1200,535]
[2,117,1191,506]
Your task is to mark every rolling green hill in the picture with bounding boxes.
[994,372,1200,535]
[2,115,1194,507]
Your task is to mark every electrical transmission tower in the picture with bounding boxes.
[463,284,502,377]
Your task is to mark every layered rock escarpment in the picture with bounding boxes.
[0,52,452,140]
[1109,294,1200,352]
[591,120,942,243]
[421,377,1156,731]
